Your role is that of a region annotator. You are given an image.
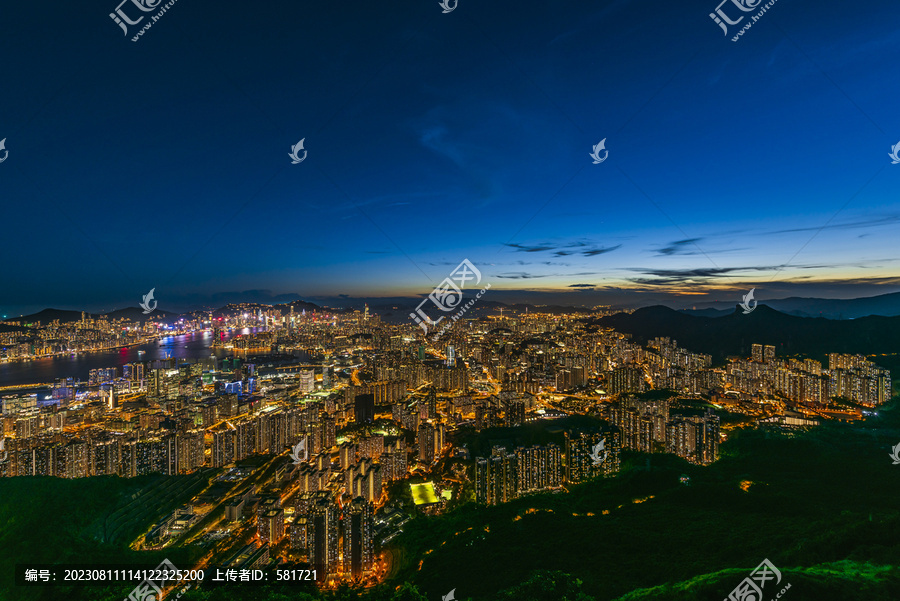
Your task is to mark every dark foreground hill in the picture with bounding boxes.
[592,304,900,363]
[7,404,900,601]
[388,402,900,601]
[686,290,900,319]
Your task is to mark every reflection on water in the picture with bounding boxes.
[0,328,264,387]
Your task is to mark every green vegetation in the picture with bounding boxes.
[0,475,204,601]
[7,400,900,600]
[386,399,900,600]
[458,415,607,457]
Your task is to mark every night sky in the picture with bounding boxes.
[2,0,900,316]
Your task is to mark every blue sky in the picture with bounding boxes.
[1,0,900,315]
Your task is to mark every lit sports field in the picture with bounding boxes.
[409,482,439,505]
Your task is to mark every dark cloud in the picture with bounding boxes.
[495,272,551,279]
[653,238,748,256]
[505,240,622,257]
[583,245,622,256]
[656,238,703,256]
[504,243,557,253]
[625,266,775,286]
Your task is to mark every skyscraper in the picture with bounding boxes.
[565,430,620,482]
[308,492,340,578]
[474,446,519,505]
[212,429,235,468]
[354,394,375,424]
[342,497,374,579]
[417,422,435,465]
[258,508,285,544]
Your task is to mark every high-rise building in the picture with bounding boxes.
[358,435,384,461]
[322,415,336,449]
[342,497,374,579]
[235,420,256,461]
[474,446,518,505]
[607,367,646,394]
[564,430,620,482]
[515,444,562,493]
[665,409,720,465]
[91,438,119,476]
[751,343,763,363]
[506,401,526,426]
[212,429,235,468]
[299,370,315,393]
[354,394,375,424]
[217,394,238,418]
[339,441,357,469]
[417,422,436,465]
[176,431,205,473]
[308,492,340,578]
[381,440,407,481]
[290,516,308,550]
[258,508,285,544]
[344,459,382,502]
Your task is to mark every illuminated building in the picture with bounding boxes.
[91,439,120,476]
[417,422,435,465]
[299,369,315,393]
[565,430,620,482]
[342,497,374,578]
[665,409,719,465]
[258,508,285,544]
[308,491,340,578]
[212,429,235,468]
[515,444,562,492]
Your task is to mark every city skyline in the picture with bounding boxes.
[2,1,900,317]
[4,1,900,599]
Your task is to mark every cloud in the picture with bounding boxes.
[656,238,703,256]
[653,237,748,256]
[504,240,622,257]
[769,214,900,235]
[495,272,552,279]
[568,283,595,288]
[505,243,557,253]
[625,266,776,286]
[583,245,622,256]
